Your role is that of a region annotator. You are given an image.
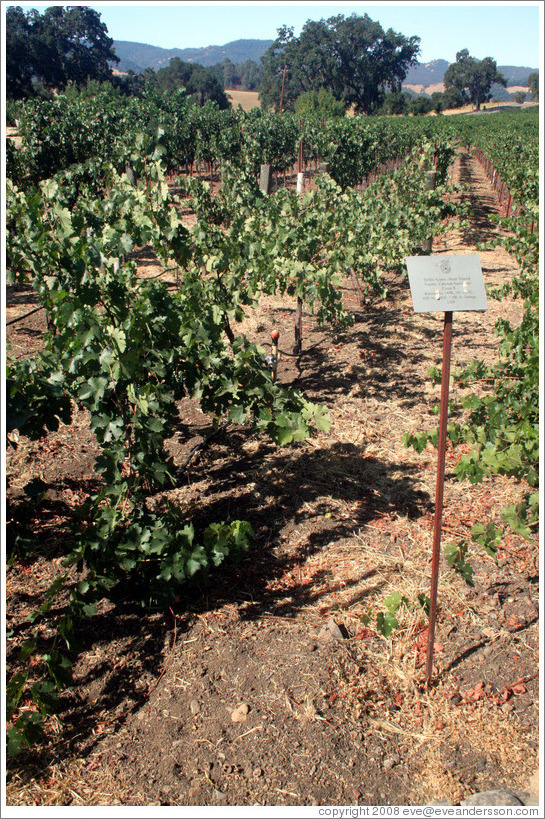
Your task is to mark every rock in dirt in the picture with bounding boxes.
[318,618,347,641]
[231,702,250,723]
[190,699,201,715]
[460,790,525,806]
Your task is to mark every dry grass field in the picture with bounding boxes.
[222,88,537,117]
[226,89,261,111]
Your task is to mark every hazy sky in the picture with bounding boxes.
[12,2,543,67]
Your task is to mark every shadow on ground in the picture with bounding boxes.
[7,416,432,779]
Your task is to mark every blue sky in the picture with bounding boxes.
[13,2,543,67]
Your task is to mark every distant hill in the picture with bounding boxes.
[404,59,450,85]
[402,60,537,100]
[112,39,273,73]
[111,38,537,101]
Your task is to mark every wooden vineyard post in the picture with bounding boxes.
[259,164,272,195]
[405,254,488,684]
[125,162,138,186]
[349,266,366,308]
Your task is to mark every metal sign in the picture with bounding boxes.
[404,253,487,683]
[405,254,488,313]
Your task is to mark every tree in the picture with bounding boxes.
[6,5,118,98]
[513,91,526,105]
[379,90,410,115]
[527,71,539,101]
[294,88,345,117]
[441,85,467,111]
[409,96,434,116]
[5,6,34,98]
[430,91,444,114]
[443,49,507,111]
[52,6,119,86]
[240,60,262,91]
[150,58,230,108]
[221,58,236,89]
[259,14,420,114]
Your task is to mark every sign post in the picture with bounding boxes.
[404,254,488,683]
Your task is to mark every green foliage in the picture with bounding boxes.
[443,49,507,111]
[294,88,345,118]
[4,102,466,755]
[148,57,230,109]
[409,96,434,116]
[527,72,539,101]
[444,540,474,586]
[379,91,410,115]
[377,593,409,636]
[7,136,374,752]
[441,86,467,111]
[444,520,502,588]
[259,14,420,114]
[6,5,118,99]
[404,112,538,567]
[362,592,411,637]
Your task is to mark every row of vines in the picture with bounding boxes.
[404,108,539,579]
[5,95,539,753]
[7,90,456,191]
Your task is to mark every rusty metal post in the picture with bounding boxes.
[426,309,453,684]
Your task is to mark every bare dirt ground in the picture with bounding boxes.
[5,150,539,807]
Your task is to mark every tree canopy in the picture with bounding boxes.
[527,71,539,101]
[294,88,346,118]
[259,14,420,114]
[443,49,507,111]
[148,58,230,108]
[6,5,118,98]
[409,96,434,116]
[208,58,263,91]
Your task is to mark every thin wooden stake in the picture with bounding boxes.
[426,310,453,684]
